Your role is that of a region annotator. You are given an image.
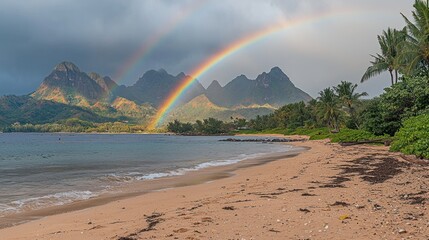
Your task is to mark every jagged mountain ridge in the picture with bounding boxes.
[32,62,312,110]
[114,69,205,107]
[205,67,312,107]
[1,61,314,128]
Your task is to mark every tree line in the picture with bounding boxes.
[167,118,247,135]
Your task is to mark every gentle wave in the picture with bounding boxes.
[108,147,292,182]
[0,191,97,217]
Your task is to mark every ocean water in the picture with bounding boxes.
[0,133,292,216]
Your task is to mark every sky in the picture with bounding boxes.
[0,0,413,98]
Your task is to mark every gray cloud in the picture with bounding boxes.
[0,0,414,97]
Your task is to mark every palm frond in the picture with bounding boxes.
[361,60,389,82]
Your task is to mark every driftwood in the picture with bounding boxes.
[339,139,392,146]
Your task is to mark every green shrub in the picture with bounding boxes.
[390,114,429,159]
[292,127,331,140]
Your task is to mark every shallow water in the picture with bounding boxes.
[0,133,292,216]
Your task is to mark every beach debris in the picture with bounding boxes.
[289,188,304,192]
[339,214,351,221]
[88,225,105,230]
[322,184,346,188]
[404,212,424,220]
[219,138,302,143]
[330,176,351,184]
[142,212,164,232]
[117,212,164,239]
[201,217,213,223]
[229,199,252,204]
[409,197,426,204]
[188,204,203,211]
[250,188,304,199]
[373,204,383,210]
[269,228,281,233]
[301,192,317,196]
[222,206,236,210]
[299,208,311,213]
[330,201,350,207]
[398,228,407,234]
[118,237,136,240]
[400,191,427,204]
[173,228,189,233]
[355,204,365,209]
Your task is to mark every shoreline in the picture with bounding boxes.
[1,136,428,239]
[0,141,305,229]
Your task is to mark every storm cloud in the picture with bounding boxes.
[0,0,413,97]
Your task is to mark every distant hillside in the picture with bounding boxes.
[0,95,111,127]
[166,94,275,124]
[206,67,312,107]
[111,97,156,119]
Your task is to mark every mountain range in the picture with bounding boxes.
[0,61,312,129]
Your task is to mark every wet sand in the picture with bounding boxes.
[1,137,428,239]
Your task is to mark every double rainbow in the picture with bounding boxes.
[148,8,363,129]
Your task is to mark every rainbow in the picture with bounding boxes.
[147,8,368,129]
[112,0,207,85]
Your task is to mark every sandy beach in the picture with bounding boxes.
[1,136,428,239]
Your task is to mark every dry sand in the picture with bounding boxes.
[0,136,428,239]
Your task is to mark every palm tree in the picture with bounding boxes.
[317,88,342,132]
[361,28,406,85]
[306,99,319,127]
[400,0,429,75]
[334,81,368,128]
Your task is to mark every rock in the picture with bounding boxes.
[373,204,383,210]
[398,229,407,234]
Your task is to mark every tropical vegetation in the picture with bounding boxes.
[166,117,246,135]
[390,114,429,159]
[231,1,429,159]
